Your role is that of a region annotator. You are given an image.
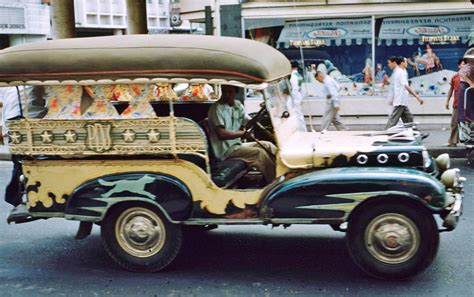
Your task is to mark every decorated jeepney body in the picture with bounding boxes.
[0,35,464,280]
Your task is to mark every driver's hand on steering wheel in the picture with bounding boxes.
[241,129,254,141]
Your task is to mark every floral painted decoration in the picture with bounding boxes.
[119,84,157,119]
[44,85,83,119]
[181,84,209,101]
[83,85,120,119]
[154,83,179,101]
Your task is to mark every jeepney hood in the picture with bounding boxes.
[278,130,425,169]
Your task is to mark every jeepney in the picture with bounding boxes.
[0,35,464,280]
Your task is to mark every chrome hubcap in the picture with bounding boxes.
[365,213,419,264]
[115,207,166,258]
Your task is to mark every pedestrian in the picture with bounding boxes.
[289,61,307,131]
[385,56,398,109]
[445,58,465,147]
[315,71,345,131]
[0,86,26,215]
[385,56,424,130]
[375,64,388,84]
[457,48,474,144]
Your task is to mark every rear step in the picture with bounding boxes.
[6,207,42,224]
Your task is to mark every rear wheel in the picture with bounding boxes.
[346,203,439,280]
[101,203,182,272]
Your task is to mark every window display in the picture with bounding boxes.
[244,13,473,98]
[375,14,473,97]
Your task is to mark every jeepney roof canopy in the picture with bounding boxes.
[0,35,291,89]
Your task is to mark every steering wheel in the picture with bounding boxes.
[242,103,276,157]
[244,103,274,138]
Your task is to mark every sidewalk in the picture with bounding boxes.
[0,127,467,161]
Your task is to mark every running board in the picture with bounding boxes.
[182,218,344,225]
[183,219,265,225]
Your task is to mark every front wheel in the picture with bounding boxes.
[101,203,182,272]
[346,203,439,280]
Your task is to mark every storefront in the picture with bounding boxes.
[245,13,473,98]
[0,1,50,49]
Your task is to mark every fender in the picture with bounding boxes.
[259,167,446,222]
[65,172,192,223]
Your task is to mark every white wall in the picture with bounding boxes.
[0,0,50,36]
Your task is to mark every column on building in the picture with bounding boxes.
[51,0,76,39]
[126,0,148,34]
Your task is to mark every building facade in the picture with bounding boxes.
[74,0,172,36]
[179,0,474,99]
[0,0,175,48]
[0,0,50,48]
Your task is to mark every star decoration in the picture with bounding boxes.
[122,129,136,143]
[147,129,160,143]
[8,132,22,144]
[64,130,77,143]
[40,130,54,143]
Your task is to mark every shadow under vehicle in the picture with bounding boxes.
[0,35,465,280]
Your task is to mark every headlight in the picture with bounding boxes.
[422,150,432,168]
[435,153,450,172]
[441,168,460,188]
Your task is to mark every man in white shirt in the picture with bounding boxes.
[289,61,307,131]
[315,71,345,131]
[0,86,25,212]
[0,86,22,136]
[385,56,424,129]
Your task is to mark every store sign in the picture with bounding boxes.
[148,29,170,34]
[290,39,327,47]
[308,28,347,38]
[0,6,26,33]
[278,18,371,45]
[380,14,473,40]
[421,35,460,44]
[407,25,450,36]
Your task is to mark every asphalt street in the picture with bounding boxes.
[0,160,472,297]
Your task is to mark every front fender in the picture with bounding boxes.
[65,172,192,222]
[259,167,445,220]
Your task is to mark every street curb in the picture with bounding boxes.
[0,146,11,161]
[428,148,467,159]
[0,153,11,161]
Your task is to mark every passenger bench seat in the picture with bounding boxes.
[199,119,249,188]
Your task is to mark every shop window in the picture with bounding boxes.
[245,17,373,97]
[375,13,473,97]
[245,13,474,98]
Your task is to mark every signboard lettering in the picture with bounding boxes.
[85,123,112,153]
[308,28,347,38]
[0,6,26,33]
[407,25,450,36]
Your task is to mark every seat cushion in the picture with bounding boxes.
[211,159,248,188]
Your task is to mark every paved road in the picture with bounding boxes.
[0,160,472,297]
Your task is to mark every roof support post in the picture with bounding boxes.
[126,0,148,35]
[51,0,76,39]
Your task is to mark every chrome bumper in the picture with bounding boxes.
[442,174,465,231]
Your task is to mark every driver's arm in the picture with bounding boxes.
[215,126,245,140]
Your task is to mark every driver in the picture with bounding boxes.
[207,85,276,184]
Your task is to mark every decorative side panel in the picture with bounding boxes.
[6,117,206,156]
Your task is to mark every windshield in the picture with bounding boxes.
[263,79,302,145]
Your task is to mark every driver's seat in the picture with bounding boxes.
[199,119,249,188]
